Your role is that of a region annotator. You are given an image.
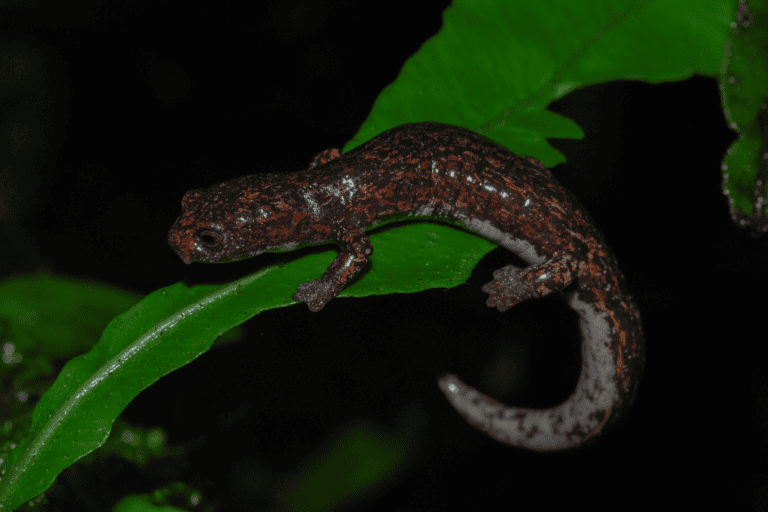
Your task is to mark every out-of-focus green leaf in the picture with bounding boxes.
[720,0,768,234]
[280,405,426,512]
[113,482,210,512]
[0,273,141,359]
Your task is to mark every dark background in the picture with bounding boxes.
[2,0,766,510]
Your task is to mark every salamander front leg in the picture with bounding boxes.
[293,228,373,312]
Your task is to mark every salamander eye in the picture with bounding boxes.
[198,230,222,248]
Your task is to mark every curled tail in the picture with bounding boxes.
[438,291,644,452]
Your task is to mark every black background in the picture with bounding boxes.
[2,0,766,510]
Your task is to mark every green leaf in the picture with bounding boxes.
[338,222,495,299]
[0,270,275,510]
[720,0,768,234]
[347,0,733,165]
[281,420,420,511]
[0,273,141,360]
[0,225,490,510]
[113,482,207,512]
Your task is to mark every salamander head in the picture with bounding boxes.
[168,174,307,264]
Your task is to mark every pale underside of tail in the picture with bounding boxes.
[438,293,619,452]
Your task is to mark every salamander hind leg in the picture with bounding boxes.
[481,255,576,312]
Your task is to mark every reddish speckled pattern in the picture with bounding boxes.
[168,122,644,451]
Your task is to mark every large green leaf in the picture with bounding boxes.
[348,0,733,164]
[0,0,735,508]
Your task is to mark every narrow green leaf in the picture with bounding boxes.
[0,269,281,510]
[0,224,492,509]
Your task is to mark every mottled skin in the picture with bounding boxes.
[168,122,644,451]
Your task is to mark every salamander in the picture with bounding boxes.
[168,121,644,451]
